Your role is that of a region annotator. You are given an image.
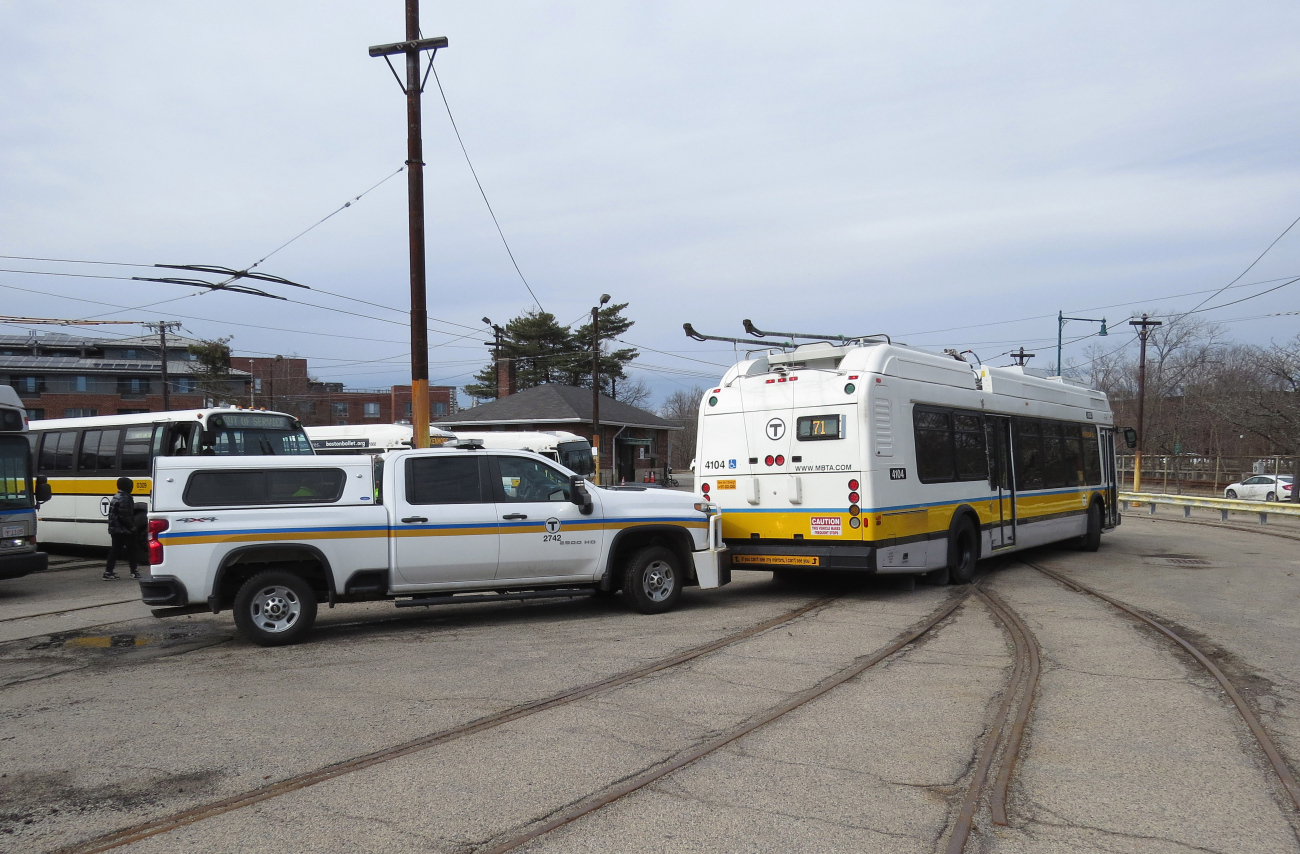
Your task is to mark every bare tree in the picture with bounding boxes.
[660,386,706,469]
[612,376,653,409]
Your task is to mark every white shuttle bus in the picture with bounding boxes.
[29,408,313,547]
[689,324,1119,582]
[449,431,595,477]
[306,423,456,454]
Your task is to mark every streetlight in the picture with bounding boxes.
[1056,311,1107,377]
[592,294,610,484]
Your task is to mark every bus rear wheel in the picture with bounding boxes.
[947,519,978,584]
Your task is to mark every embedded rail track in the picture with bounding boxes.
[52,594,841,854]
[51,575,1053,854]
[1023,557,1300,812]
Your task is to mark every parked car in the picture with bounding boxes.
[1224,475,1294,502]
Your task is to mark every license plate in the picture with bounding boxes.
[2,525,23,537]
[732,554,820,566]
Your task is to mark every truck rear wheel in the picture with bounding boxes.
[623,546,683,614]
[233,570,318,646]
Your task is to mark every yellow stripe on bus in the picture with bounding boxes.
[46,477,152,496]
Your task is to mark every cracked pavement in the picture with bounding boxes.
[4,517,1300,853]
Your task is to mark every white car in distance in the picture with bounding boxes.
[1223,475,1293,502]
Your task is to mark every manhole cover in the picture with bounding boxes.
[1139,554,1220,569]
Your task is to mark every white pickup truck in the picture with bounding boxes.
[140,445,729,645]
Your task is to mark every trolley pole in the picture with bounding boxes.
[369,4,447,448]
[1129,314,1162,492]
[143,321,182,411]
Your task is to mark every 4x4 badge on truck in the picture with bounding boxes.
[545,518,562,533]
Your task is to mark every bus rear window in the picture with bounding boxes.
[183,468,346,507]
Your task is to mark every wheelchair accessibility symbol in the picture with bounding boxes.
[545,518,562,534]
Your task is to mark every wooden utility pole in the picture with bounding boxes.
[370,3,447,448]
[1129,314,1162,492]
[143,321,182,411]
[591,294,609,484]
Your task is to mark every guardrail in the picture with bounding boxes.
[1119,491,1300,524]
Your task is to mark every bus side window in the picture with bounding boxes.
[1060,423,1083,487]
[914,408,955,483]
[1040,421,1066,489]
[1014,419,1044,490]
[1080,427,1102,485]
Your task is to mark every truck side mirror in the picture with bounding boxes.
[569,475,594,515]
[1122,428,1138,449]
[35,476,52,506]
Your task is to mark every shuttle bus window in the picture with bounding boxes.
[121,425,153,472]
[38,431,77,473]
[1014,419,1044,490]
[914,408,955,483]
[953,413,987,481]
[78,429,122,473]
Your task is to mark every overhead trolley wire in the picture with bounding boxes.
[430,62,544,313]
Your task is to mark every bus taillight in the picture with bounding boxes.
[148,518,169,565]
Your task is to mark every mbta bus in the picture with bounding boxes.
[29,408,312,547]
[691,332,1119,582]
[0,386,49,578]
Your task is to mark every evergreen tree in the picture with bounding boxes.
[464,304,640,400]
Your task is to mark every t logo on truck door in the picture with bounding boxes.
[766,418,786,440]
[545,518,562,534]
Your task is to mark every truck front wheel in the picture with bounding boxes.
[623,546,683,614]
[233,570,318,646]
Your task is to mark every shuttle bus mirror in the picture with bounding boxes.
[35,476,52,506]
[1122,428,1138,449]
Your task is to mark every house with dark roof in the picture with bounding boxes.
[436,384,681,484]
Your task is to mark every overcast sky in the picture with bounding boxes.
[3,1,1299,406]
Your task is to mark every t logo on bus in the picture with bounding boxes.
[766,418,785,440]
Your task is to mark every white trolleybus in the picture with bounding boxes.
[29,407,313,547]
[686,322,1119,583]
[1,386,50,578]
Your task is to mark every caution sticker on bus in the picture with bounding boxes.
[732,555,820,566]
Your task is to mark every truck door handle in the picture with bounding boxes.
[401,516,428,523]
[502,513,528,520]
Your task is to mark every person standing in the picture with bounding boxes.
[104,477,141,580]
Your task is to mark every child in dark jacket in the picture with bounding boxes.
[104,477,140,580]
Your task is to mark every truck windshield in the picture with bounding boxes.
[557,441,594,476]
[201,414,314,456]
[0,436,33,511]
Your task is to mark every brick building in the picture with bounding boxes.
[230,357,457,427]
[0,333,457,426]
[0,331,246,420]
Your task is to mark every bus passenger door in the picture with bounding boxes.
[1100,427,1119,527]
[986,416,1016,549]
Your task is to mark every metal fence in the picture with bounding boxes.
[1116,454,1300,496]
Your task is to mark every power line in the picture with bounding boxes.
[429,62,544,312]
[247,165,406,272]
[1184,212,1300,315]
